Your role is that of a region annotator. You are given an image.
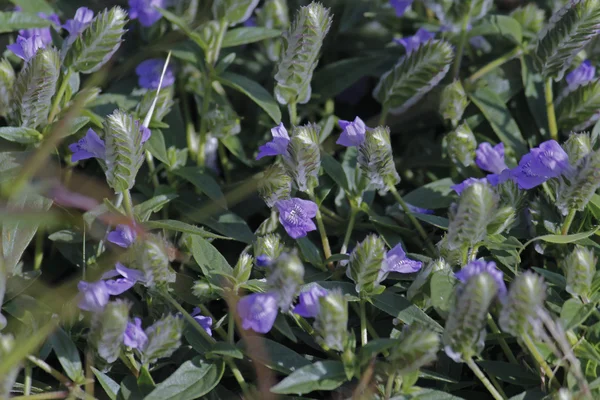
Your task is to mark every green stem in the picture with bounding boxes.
[145,151,160,189]
[228,310,235,344]
[12,392,70,400]
[467,48,522,84]
[561,209,577,235]
[208,19,228,66]
[465,357,506,400]
[340,207,358,255]
[308,192,332,268]
[522,334,560,390]
[545,79,558,141]
[48,69,73,124]
[122,190,134,218]
[487,315,518,365]
[180,85,198,159]
[379,106,389,126]
[27,356,72,387]
[288,102,298,125]
[34,229,44,270]
[452,16,471,79]
[218,141,231,183]
[385,372,395,399]
[389,186,436,255]
[197,77,213,166]
[359,300,368,346]
[24,363,32,395]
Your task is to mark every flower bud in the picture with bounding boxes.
[510,4,546,34]
[443,273,498,362]
[258,163,292,207]
[89,300,131,363]
[192,280,220,302]
[274,2,332,105]
[562,132,592,165]
[556,149,600,215]
[314,289,348,352]
[439,80,469,127]
[443,122,477,168]
[131,234,176,288]
[283,124,321,192]
[0,334,20,397]
[267,252,305,310]
[256,0,290,62]
[446,181,498,251]
[563,246,596,298]
[254,233,284,266]
[0,59,15,118]
[499,271,546,338]
[357,126,400,194]
[234,253,253,283]
[407,258,451,302]
[346,234,387,296]
[142,314,184,364]
[388,324,440,375]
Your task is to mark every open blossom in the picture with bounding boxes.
[451,177,487,195]
[7,35,45,61]
[79,264,144,311]
[69,129,106,162]
[124,317,148,349]
[135,59,175,89]
[275,198,318,239]
[19,13,60,45]
[512,140,570,189]
[77,281,110,312]
[108,224,137,248]
[293,284,328,318]
[257,123,290,160]
[390,0,413,17]
[129,0,165,27]
[337,117,367,147]
[383,243,422,275]
[395,28,434,54]
[191,308,213,336]
[237,292,279,333]
[455,259,507,298]
[476,143,507,174]
[566,60,595,90]
[63,7,94,36]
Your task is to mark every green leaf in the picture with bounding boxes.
[144,220,231,240]
[560,298,595,330]
[508,389,547,400]
[414,213,449,229]
[9,0,54,14]
[117,376,143,400]
[430,271,456,314]
[221,135,253,166]
[144,358,224,400]
[0,127,42,144]
[222,27,281,47]
[218,72,281,124]
[393,388,470,399]
[133,193,178,222]
[270,361,347,395]
[145,129,171,166]
[403,178,454,210]
[0,11,53,33]
[524,226,599,246]
[358,338,396,362]
[50,328,83,382]
[201,211,255,244]
[372,291,443,333]
[477,360,539,386]
[190,236,233,285]
[374,40,453,115]
[296,236,323,267]
[521,55,551,139]
[212,0,260,26]
[557,80,600,131]
[469,15,523,44]
[237,337,310,375]
[206,342,243,359]
[468,86,528,156]
[91,367,119,400]
[173,167,227,208]
[321,154,349,192]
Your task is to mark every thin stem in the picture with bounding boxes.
[308,192,332,269]
[388,186,436,255]
[145,151,160,189]
[465,357,505,400]
[122,190,134,218]
[545,79,558,141]
[452,16,470,79]
[27,356,72,387]
[359,300,368,346]
[561,209,577,235]
[218,141,231,183]
[180,85,198,159]
[85,350,94,398]
[522,334,560,390]
[34,229,44,270]
[198,305,228,341]
[197,77,213,166]
[13,392,70,400]
[467,48,522,84]
[487,315,518,365]
[379,106,389,125]
[340,207,358,255]
[24,363,32,395]
[385,373,395,399]
[48,69,73,124]
[228,310,235,344]
[288,102,298,125]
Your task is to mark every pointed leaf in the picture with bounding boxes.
[218,71,281,123]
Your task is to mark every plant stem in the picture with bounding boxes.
[465,357,505,400]
[218,141,231,183]
[197,77,213,166]
[180,85,198,159]
[340,207,358,255]
[385,372,395,399]
[228,310,235,344]
[288,102,298,125]
[34,230,44,270]
[359,300,368,346]
[545,79,558,141]
[13,392,70,400]
[122,190,134,218]
[145,151,160,189]
[379,106,389,125]
[308,192,332,268]
[452,16,470,79]
[388,186,436,255]
[561,209,576,235]
[24,362,32,395]
[85,350,94,398]
[48,69,73,124]
[27,356,72,387]
[522,334,560,389]
[487,315,518,364]
[467,47,522,84]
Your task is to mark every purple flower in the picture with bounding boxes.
[455,259,507,298]
[476,142,507,175]
[512,140,570,189]
[275,198,318,239]
[135,59,175,90]
[140,125,151,143]
[237,292,279,333]
[487,168,512,186]
[256,123,290,160]
[63,7,94,36]
[390,0,413,17]
[405,203,434,215]
[256,255,272,267]
[129,0,166,27]
[77,281,110,312]
[395,28,434,54]
[293,284,328,318]
[124,318,148,349]
[115,263,146,284]
[451,177,487,195]
[7,35,45,61]
[337,117,367,147]
[19,13,60,45]
[384,243,423,274]
[566,60,595,90]
[107,224,137,248]
[191,308,213,336]
[244,17,257,27]
[101,263,145,293]
[69,129,106,162]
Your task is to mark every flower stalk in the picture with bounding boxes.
[545,79,558,141]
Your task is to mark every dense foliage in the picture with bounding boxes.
[3,0,600,399]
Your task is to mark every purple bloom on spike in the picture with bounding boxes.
[256,255,271,267]
[405,203,434,215]
[512,140,570,189]
[135,59,175,89]
[395,28,434,54]
[455,259,507,298]
[275,198,318,239]
[476,142,507,174]
[124,317,148,349]
[337,117,367,147]
[77,281,110,312]
[566,60,595,90]
[69,129,106,162]
[129,0,166,27]
[237,292,279,333]
[451,177,487,195]
[107,225,137,248]
[384,243,423,274]
[256,123,290,160]
[137,123,152,143]
[115,263,146,284]
[294,284,328,318]
[104,277,135,295]
[487,168,512,186]
[390,0,413,17]
[191,308,213,336]
[63,7,94,36]
[7,35,45,61]
[19,13,60,45]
